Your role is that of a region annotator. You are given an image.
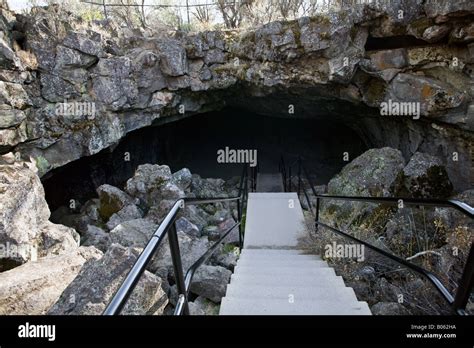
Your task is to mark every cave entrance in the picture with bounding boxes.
[42,108,369,210]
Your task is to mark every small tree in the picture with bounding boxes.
[215,0,254,29]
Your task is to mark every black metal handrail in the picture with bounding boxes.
[279,155,474,315]
[104,164,252,316]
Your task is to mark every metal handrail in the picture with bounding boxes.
[104,164,251,316]
[279,155,474,315]
[175,221,240,315]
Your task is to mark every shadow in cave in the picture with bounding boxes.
[42,108,369,210]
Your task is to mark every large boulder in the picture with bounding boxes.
[81,225,111,252]
[48,244,168,315]
[125,164,178,206]
[394,152,453,198]
[0,246,102,315]
[158,39,188,77]
[190,175,226,198]
[189,265,231,303]
[175,217,200,237]
[171,168,192,191]
[323,147,405,228]
[0,155,79,269]
[189,296,219,316]
[327,147,405,197]
[424,0,474,18]
[385,73,466,117]
[110,218,157,248]
[97,184,136,221]
[106,204,143,230]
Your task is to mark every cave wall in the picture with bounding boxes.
[0,0,473,191]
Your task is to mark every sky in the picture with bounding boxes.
[7,0,42,11]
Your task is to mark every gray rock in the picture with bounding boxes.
[0,81,31,109]
[48,244,168,315]
[354,266,376,281]
[369,49,408,70]
[212,244,239,270]
[97,184,135,221]
[0,157,79,268]
[0,123,28,147]
[63,31,103,57]
[175,217,200,237]
[395,152,453,198]
[52,212,91,235]
[160,182,185,200]
[189,265,231,303]
[424,0,474,18]
[183,205,210,232]
[110,218,158,248]
[190,296,219,315]
[106,204,143,230]
[450,23,474,43]
[172,168,192,191]
[422,25,451,43]
[39,73,80,103]
[54,45,97,71]
[386,73,466,116]
[0,106,26,128]
[125,164,173,205]
[371,302,410,315]
[191,175,226,198]
[81,199,101,222]
[202,225,220,241]
[323,147,405,228]
[159,39,188,77]
[0,246,103,315]
[328,147,405,197]
[373,278,402,303]
[168,284,179,306]
[218,218,240,245]
[188,301,206,315]
[82,225,111,252]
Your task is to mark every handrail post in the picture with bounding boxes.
[315,197,320,232]
[168,222,189,315]
[237,196,242,250]
[288,166,292,192]
[453,243,474,314]
[297,157,301,196]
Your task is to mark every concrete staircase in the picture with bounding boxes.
[219,176,371,315]
[256,173,284,192]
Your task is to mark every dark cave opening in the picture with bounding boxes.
[42,108,369,210]
[364,35,432,51]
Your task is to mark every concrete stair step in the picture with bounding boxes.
[238,253,321,262]
[224,284,359,303]
[233,265,331,276]
[240,249,312,255]
[219,297,371,315]
[235,259,328,269]
[229,272,344,287]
